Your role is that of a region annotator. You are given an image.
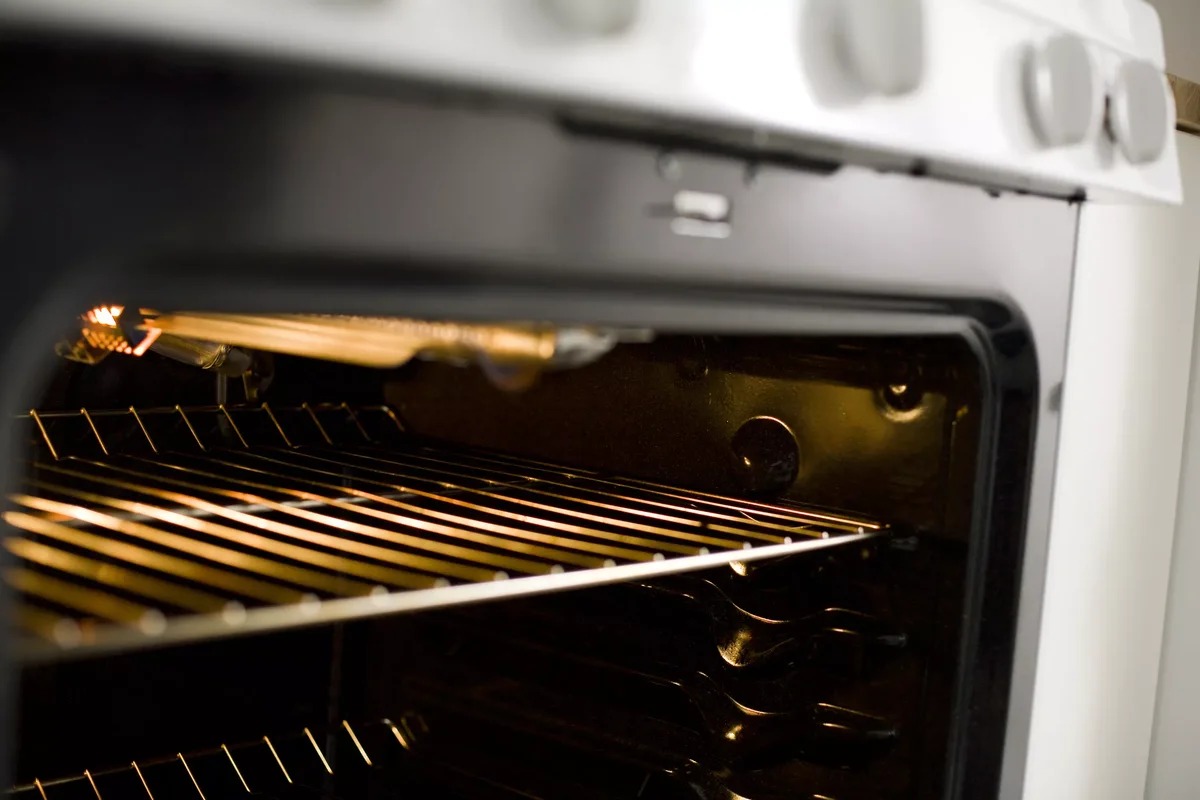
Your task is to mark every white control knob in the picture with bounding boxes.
[834,0,925,96]
[1023,36,1098,147]
[541,0,639,35]
[1108,60,1171,164]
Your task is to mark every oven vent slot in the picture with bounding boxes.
[5,404,882,661]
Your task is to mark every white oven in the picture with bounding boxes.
[0,2,1185,799]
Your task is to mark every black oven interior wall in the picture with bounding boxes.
[11,331,982,800]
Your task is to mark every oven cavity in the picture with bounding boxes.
[7,323,983,800]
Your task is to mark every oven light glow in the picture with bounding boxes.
[130,327,162,357]
[85,305,124,327]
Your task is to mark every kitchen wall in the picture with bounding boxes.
[1150,0,1200,81]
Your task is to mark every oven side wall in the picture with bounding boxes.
[1024,131,1200,800]
[1145,133,1200,800]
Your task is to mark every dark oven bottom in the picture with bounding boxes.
[12,534,964,800]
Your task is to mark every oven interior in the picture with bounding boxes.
[4,313,987,800]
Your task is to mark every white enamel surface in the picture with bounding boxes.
[0,0,1180,202]
[993,0,1166,61]
[1148,276,1200,798]
[1147,160,1200,799]
[1024,132,1200,800]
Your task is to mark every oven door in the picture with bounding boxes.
[0,42,1078,799]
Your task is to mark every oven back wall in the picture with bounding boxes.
[387,335,982,539]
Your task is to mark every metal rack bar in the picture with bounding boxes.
[131,762,153,800]
[27,410,58,461]
[177,754,206,800]
[6,405,884,659]
[301,403,333,446]
[83,770,101,800]
[220,745,249,794]
[261,736,291,784]
[78,409,109,457]
[303,728,332,775]
[343,721,373,766]
[128,407,158,455]
[260,404,293,449]
[174,406,206,452]
[217,405,249,449]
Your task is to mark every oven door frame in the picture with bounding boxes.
[0,42,1079,799]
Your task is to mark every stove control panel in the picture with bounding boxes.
[0,0,1180,203]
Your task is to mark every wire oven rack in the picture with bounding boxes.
[8,716,417,799]
[7,710,760,800]
[5,403,883,660]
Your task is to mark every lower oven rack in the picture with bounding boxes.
[9,716,415,800]
[4,404,882,660]
[7,711,811,800]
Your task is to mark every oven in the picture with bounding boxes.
[0,2,1180,799]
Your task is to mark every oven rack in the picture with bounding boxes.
[5,710,767,800]
[6,404,882,660]
[8,716,417,799]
